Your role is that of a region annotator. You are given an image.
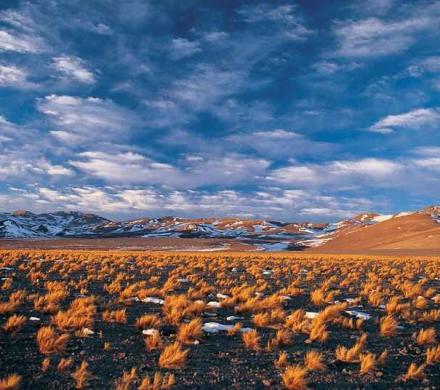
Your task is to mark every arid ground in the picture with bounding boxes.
[1,249,440,389]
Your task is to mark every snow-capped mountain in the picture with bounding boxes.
[0,206,438,251]
[0,210,109,237]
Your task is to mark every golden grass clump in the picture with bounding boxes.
[41,357,51,372]
[177,318,202,344]
[102,309,127,324]
[3,315,26,333]
[158,342,189,369]
[144,330,162,352]
[135,314,161,329]
[138,372,176,390]
[275,351,288,369]
[57,357,74,372]
[380,315,398,337]
[415,327,437,345]
[426,345,440,365]
[115,368,137,390]
[359,351,387,375]
[227,322,242,336]
[281,365,308,390]
[335,333,367,363]
[0,374,22,390]
[36,326,69,355]
[304,350,326,371]
[71,361,94,389]
[241,329,260,351]
[307,320,329,343]
[403,363,426,381]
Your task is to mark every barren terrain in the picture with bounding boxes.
[1,250,440,389]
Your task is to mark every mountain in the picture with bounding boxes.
[0,206,439,252]
[311,206,440,254]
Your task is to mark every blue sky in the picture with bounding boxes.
[0,0,439,221]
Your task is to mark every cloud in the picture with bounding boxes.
[333,15,437,57]
[170,38,201,59]
[37,95,141,145]
[268,158,403,188]
[52,55,96,84]
[0,63,37,89]
[3,185,374,221]
[369,108,440,133]
[0,9,46,53]
[226,129,335,158]
[237,3,310,40]
[0,30,45,53]
[69,150,270,189]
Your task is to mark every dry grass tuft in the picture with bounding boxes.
[71,361,94,389]
[135,314,161,329]
[403,362,426,381]
[304,350,326,371]
[415,327,437,345]
[177,318,202,344]
[275,351,288,369]
[41,357,51,372]
[158,342,189,369]
[57,357,74,372]
[144,330,162,352]
[359,351,387,374]
[115,368,137,390]
[380,315,398,337]
[102,309,127,324]
[36,326,69,355]
[242,329,260,351]
[426,345,440,365]
[138,372,175,390]
[0,374,22,390]
[335,333,367,363]
[281,365,308,390]
[3,315,26,333]
[307,321,329,343]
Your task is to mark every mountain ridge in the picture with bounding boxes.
[0,206,438,252]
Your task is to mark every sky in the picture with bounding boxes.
[0,0,439,221]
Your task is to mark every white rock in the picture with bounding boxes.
[207,301,221,308]
[30,317,40,321]
[142,297,164,305]
[202,322,252,334]
[305,311,319,319]
[216,293,230,299]
[178,278,189,283]
[345,310,371,321]
[142,329,159,336]
[226,316,243,321]
[82,327,94,336]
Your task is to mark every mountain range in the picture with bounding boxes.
[0,206,439,252]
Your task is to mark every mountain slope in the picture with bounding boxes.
[311,206,440,253]
[0,206,439,253]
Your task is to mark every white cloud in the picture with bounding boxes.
[69,150,270,189]
[333,15,436,57]
[369,108,440,133]
[37,95,141,145]
[226,129,335,158]
[2,185,374,221]
[268,158,403,188]
[170,38,201,59]
[0,29,45,53]
[237,4,310,40]
[0,10,46,53]
[52,55,96,84]
[0,63,36,88]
